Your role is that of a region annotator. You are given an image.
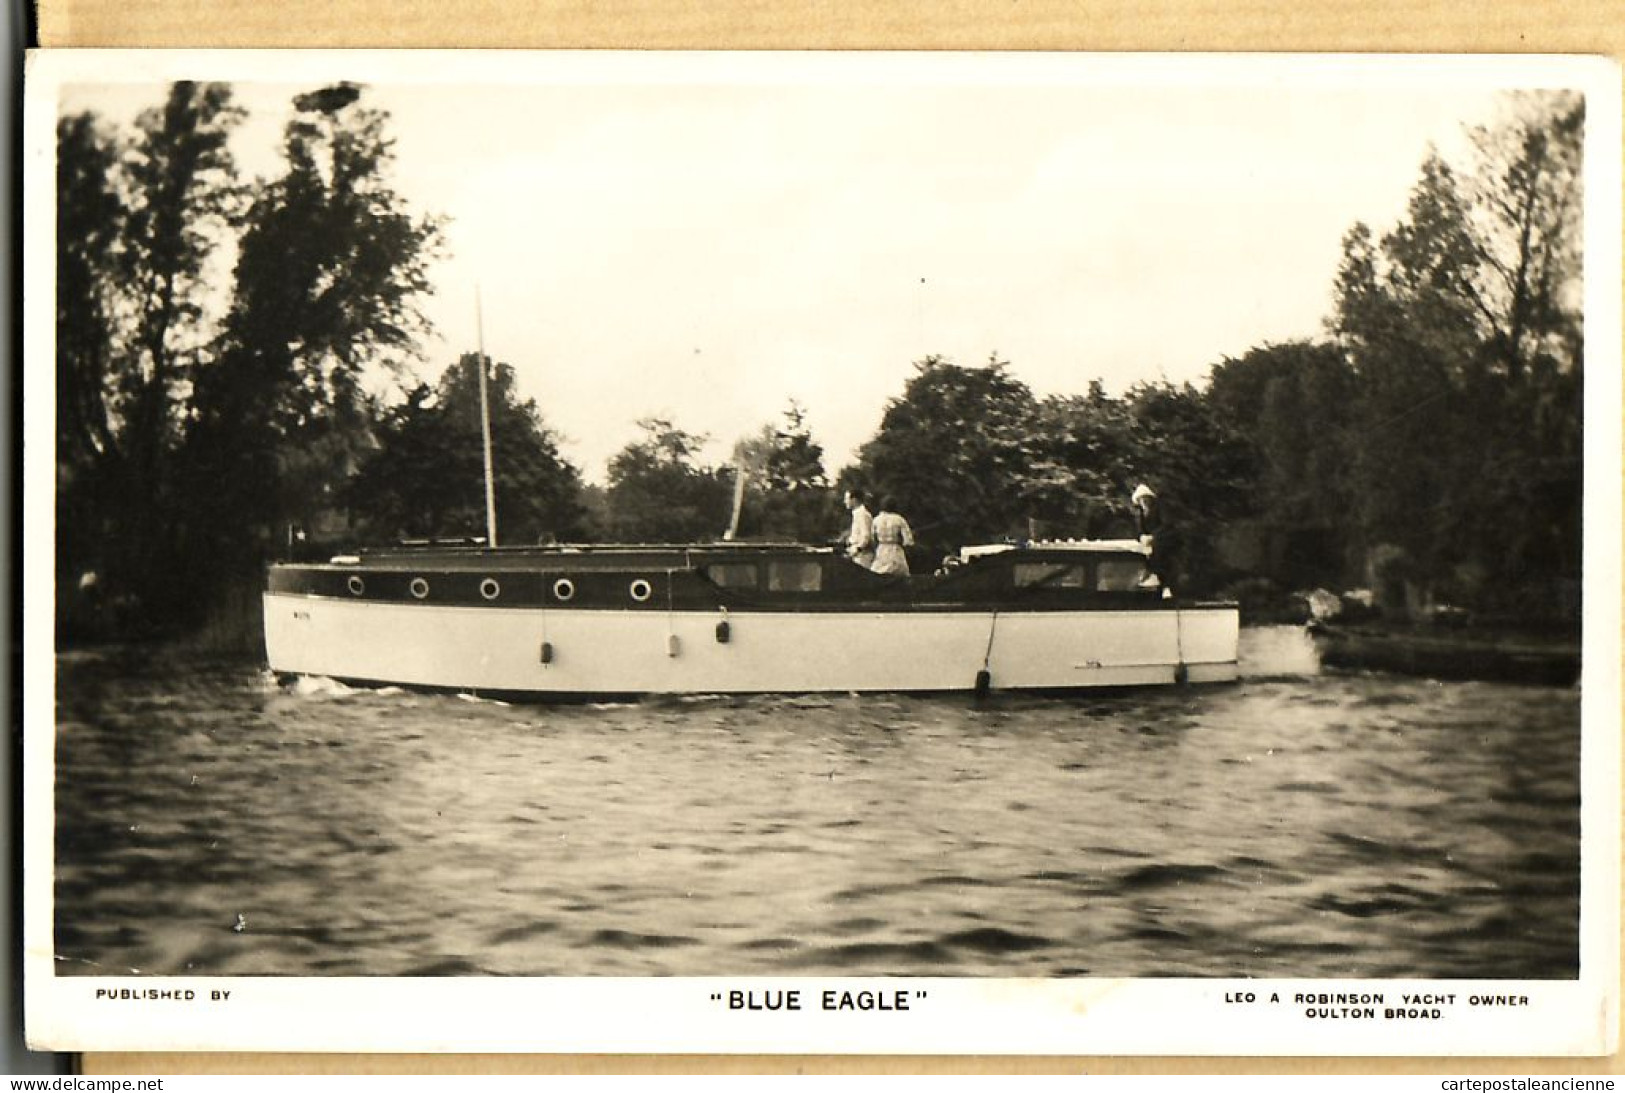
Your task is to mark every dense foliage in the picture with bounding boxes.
[55,87,1584,641]
[851,355,1039,550]
[847,359,1254,590]
[346,353,587,544]
[721,402,841,544]
[56,83,447,639]
[1328,93,1583,614]
[603,419,734,542]
[187,83,445,576]
[841,95,1583,611]
[56,84,247,633]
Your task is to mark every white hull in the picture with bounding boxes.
[263,592,1239,695]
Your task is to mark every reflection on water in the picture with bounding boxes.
[53,627,1579,978]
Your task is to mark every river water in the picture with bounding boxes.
[51,628,1580,979]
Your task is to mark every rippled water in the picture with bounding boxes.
[53,628,1579,978]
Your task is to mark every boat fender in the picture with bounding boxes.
[667,633,681,658]
[1174,662,1188,685]
[715,616,731,644]
[539,641,554,665]
[975,610,998,698]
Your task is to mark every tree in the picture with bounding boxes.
[724,401,837,542]
[1020,380,1142,537]
[604,418,732,542]
[55,85,245,625]
[1123,380,1256,590]
[1206,341,1358,584]
[55,113,124,481]
[56,112,127,634]
[765,400,828,492]
[119,82,244,469]
[1330,91,1584,613]
[1462,93,1585,387]
[851,355,1039,551]
[1459,93,1584,601]
[347,353,587,543]
[117,84,246,595]
[225,83,442,432]
[187,82,445,575]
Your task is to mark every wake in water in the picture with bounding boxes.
[289,674,361,699]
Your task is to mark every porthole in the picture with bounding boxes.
[409,577,430,600]
[347,575,365,596]
[629,578,653,603]
[552,578,576,602]
[480,578,501,601]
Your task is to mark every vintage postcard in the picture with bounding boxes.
[22,49,1621,1055]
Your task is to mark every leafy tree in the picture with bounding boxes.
[846,356,1253,589]
[604,418,732,541]
[1457,93,1584,601]
[852,354,1039,551]
[119,83,244,470]
[724,402,837,542]
[225,83,442,431]
[1020,380,1142,537]
[55,113,124,480]
[1206,341,1358,584]
[1462,93,1585,387]
[187,82,445,573]
[1123,380,1256,590]
[55,85,244,627]
[56,112,127,635]
[1331,91,1583,611]
[765,400,829,492]
[116,84,246,593]
[347,353,587,543]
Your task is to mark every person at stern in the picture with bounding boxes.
[1131,483,1169,590]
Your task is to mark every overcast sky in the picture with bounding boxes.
[60,54,1531,483]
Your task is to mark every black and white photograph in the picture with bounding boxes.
[22,50,1620,1055]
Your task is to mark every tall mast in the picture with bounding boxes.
[476,286,499,548]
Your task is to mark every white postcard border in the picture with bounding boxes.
[22,48,1622,1057]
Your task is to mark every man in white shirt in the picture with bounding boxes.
[843,489,876,568]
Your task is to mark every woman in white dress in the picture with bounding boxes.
[869,497,915,576]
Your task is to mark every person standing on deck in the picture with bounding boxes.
[842,489,876,569]
[870,497,915,576]
[1131,483,1169,589]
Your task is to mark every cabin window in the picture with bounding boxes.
[707,562,759,590]
[1095,557,1148,591]
[767,560,823,593]
[1013,562,1086,589]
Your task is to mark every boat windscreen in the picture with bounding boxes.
[706,562,760,590]
[1095,556,1148,591]
[1013,562,1086,589]
[766,560,823,592]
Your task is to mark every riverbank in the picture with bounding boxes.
[1307,621,1580,687]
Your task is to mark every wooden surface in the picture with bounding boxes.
[31,0,1625,52]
